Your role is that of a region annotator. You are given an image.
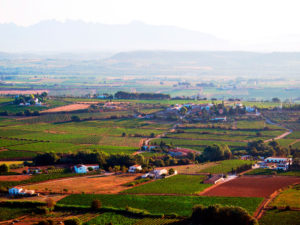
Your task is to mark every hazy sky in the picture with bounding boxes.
[1,0,300,43]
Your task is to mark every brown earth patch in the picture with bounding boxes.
[41,104,91,113]
[201,175,300,197]
[0,175,30,182]
[21,174,140,194]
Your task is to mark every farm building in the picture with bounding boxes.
[211,117,227,122]
[128,165,142,173]
[241,155,251,160]
[264,157,292,164]
[152,168,168,178]
[204,175,224,184]
[27,167,42,174]
[73,164,99,173]
[9,187,35,196]
[259,157,292,171]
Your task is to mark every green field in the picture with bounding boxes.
[270,184,300,208]
[0,207,33,221]
[122,175,211,195]
[0,150,37,159]
[85,212,139,225]
[58,194,263,216]
[259,209,300,225]
[245,168,300,177]
[151,138,247,149]
[199,160,253,174]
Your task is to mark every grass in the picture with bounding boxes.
[151,138,247,148]
[8,142,82,153]
[58,194,263,216]
[259,209,300,225]
[245,168,300,177]
[0,150,37,159]
[199,160,253,174]
[0,207,33,221]
[122,175,211,195]
[270,184,300,208]
[84,212,139,225]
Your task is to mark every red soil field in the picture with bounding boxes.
[0,175,31,182]
[201,175,300,197]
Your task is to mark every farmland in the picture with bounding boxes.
[259,209,300,225]
[22,174,141,194]
[123,175,211,195]
[58,194,263,216]
[201,176,300,197]
[270,184,300,208]
[199,159,253,174]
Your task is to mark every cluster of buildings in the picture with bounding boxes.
[258,157,292,171]
[8,187,36,197]
[73,164,100,173]
[128,165,177,179]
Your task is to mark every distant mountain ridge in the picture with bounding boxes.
[0,20,232,52]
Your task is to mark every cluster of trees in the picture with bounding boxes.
[247,140,288,157]
[114,91,170,100]
[231,164,252,174]
[13,92,47,105]
[191,204,258,225]
[198,144,232,162]
[32,151,191,169]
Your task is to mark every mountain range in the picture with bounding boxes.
[0,20,234,52]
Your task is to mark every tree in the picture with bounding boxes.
[91,200,101,210]
[191,204,258,225]
[272,97,281,103]
[46,198,56,210]
[33,111,40,116]
[64,218,82,225]
[180,106,188,115]
[0,164,9,173]
[202,145,232,161]
[71,115,80,122]
[168,168,175,175]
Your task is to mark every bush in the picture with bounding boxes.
[91,199,101,210]
[64,217,82,225]
[0,164,9,173]
[36,220,54,225]
[191,204,258,225]
[71,115,80,122]
[46,198,56,211]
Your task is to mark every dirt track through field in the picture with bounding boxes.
[201,175,300,197]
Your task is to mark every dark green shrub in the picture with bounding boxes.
[64,217,82,225]
[91,199,101,210]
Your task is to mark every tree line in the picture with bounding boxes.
[114,91,170,100]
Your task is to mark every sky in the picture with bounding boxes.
[0,0,300,47]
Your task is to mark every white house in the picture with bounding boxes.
[9,187,23,195]
[261,157,292,171]
[74,164,99,173]
[264,157,292,164]
[9,187,35,196]
[128,165,142,173]
[152,168,168,178]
